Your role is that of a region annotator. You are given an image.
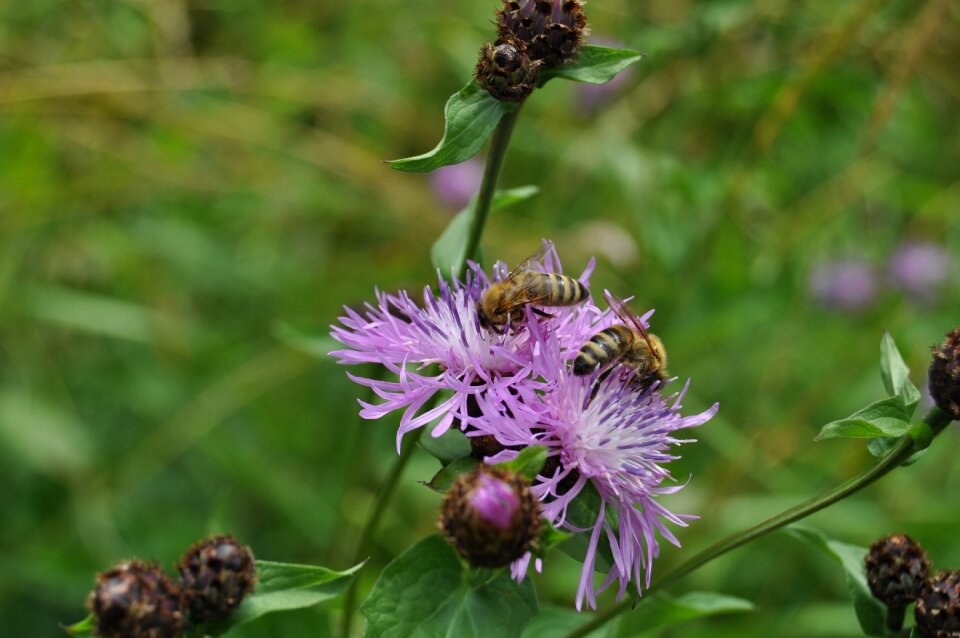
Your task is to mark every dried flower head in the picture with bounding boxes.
[87,560,183,638]
[929,328,960,420]
[915,570,960,638]
[865,533,931,609]
[178,534,257,623]
[497,0,588,67]
[472,310,717,609]
[439,466,541,568]
[475,41,542,102]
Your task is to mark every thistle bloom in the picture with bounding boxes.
[472,310,717,610]
[329,243,599,450]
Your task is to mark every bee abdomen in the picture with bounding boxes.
[544,273,589,305]
[573,326,631,375]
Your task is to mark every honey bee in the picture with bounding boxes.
[477,243,590,330]
[573,291,668,386]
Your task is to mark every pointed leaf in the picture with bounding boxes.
[496,445,548,481]
[431,186,539,275]
[62,614,93,636]
[788,525,887,637]
[361,535,539,638]
[202,560,364,636]
[521,605,619,637]
[616,591,755,636]
[388,81,514,173]
[419,427,472,465]
[537,522,572,556]
[541,45,644,85]
[880,332,921,415]
[814,396,911,441]
[423,455,480,493]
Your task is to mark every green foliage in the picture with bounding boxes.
[424,455,479,493]
[541,45,644,85]
[615,591,755,637]
[558,483,616,573]
[788,525,889,637]
[388,82,516,173]
[360,535,539,638]
[494,445,548,481]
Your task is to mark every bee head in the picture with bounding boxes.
[476,302,491,329]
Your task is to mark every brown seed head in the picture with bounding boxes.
[865,533,931,608]
[915,570,960,638]
[475,41,542,102]
[438,466,541,568]
[177,534,257,623]
[87,560,183,638]
[929,328,960,420]
[496,0,588,67]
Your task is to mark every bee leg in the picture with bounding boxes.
[586,367,614,405]
[531,308,555,319]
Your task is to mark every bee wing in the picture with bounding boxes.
[604,290,661,363]
[500,275,557,312]
[503,241,554,283]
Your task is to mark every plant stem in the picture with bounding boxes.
[341,426,424,638]
[458,107,521,280]
[563,407,954,638]
[342,106,522,637]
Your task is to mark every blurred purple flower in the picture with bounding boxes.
[469,473,520,530]
[472,303,717,610]
[329,242,600,451]
[888,241,951,303]
[577,38,634,113]
[808,258,877,311]
[429,158,484,210]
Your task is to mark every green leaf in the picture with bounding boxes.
[419,427,472,465]
[62,614,93,636]
[521,605,619,638]
[361,535,539,638]
[866,436,926,466]
[202,559,364,636]
[388,81,514,173]
[814,396,912,441]
[541,45,644,85]
[880,332,921,415]
[495,445,548,481]
[788,525,887,637]
[616,591,755,637]
[559,483,616,573]
[423,455,479,493]
[538,522,572,556]
[431,186,539,275]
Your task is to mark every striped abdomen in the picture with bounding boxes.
[523,272,589,306]
[573,325,635,376]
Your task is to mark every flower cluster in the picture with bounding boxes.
[86,535,256,638]
[331,243,717,609]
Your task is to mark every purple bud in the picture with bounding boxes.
[468,473,520,530]
[429,158,484,210]
[888,241,951,303]
[808,258,877,311]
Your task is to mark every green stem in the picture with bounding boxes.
[563,407,954,638]
[458,107,521,280]
[342,106,522,637]
[341,426,424,638]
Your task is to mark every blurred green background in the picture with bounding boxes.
[2,0,958,636]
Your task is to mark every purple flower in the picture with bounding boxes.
[429,158,484,210]
[888,241,951,303]
[329,242,599,451]
[472,306,717,610]
[469,473,520,530]
[808,258,877,311]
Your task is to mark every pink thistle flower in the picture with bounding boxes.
[472,307,717,610]
[329,242,599,451]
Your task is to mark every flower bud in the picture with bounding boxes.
[497,0,588,67]
[177,534,257,623]
[475,41,541,102]
[929,328,960,420]
[87,560,183,638]
[438,467,541,568]
[915,570,960,638]
[865,534,931,612]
